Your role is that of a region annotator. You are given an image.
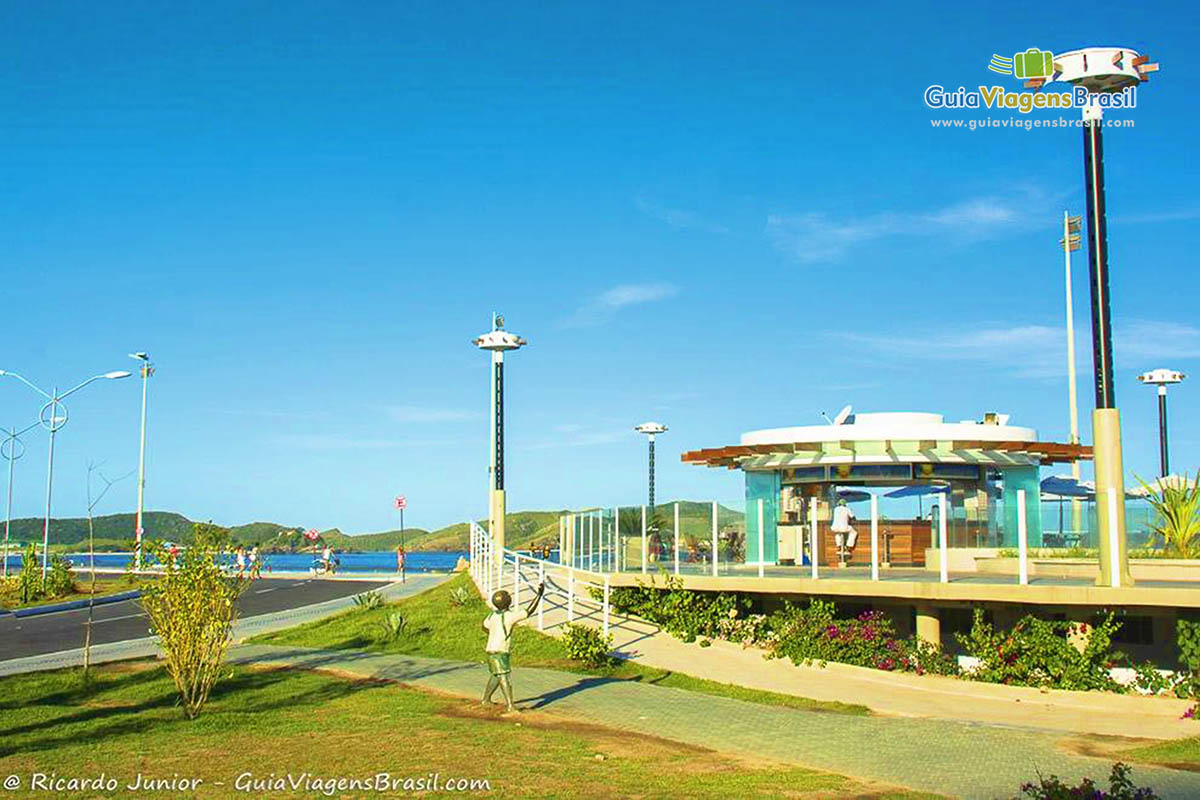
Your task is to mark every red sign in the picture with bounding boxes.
[394,496,407,510]
[304,529,320,541]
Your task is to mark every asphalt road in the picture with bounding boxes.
[0,577,389,661]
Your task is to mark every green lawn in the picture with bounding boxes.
[0,663,923,799]
[1122,735,1200,769]
[253,572,868,716]
[0,574,140,610]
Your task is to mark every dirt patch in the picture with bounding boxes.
[1057,733,1168,761]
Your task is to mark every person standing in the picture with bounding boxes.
[396,545,406,583]
[481,582,545,713]
[235,546,246,574]
[248,545,259,577]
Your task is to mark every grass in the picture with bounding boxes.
[0,574,140,610]
[0,662,927,799]
[1121,735,1200,770]
[253,572,868,716]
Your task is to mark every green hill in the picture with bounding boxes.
[9,501,745,555]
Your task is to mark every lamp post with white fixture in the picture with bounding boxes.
[472,314,527,552]
[1137,369,1185,478]
[0,369,132,577]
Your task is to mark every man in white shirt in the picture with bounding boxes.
[831,499,858,564]
[481,582,545,712]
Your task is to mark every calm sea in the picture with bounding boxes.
[2,550,469,574]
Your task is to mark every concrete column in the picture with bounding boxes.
[915,604,941,647]
[1094,408,1134,586]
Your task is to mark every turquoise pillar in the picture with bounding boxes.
[1000,465,1043,547]
[745,470,780,565]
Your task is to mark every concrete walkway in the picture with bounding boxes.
[229,642,1200,800]
[531,587,1197,741]
[0,573,449,677]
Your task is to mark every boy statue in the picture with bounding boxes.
[482,582,545,712]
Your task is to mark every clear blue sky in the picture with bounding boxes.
[2,1,1197,534]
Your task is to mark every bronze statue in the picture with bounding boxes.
[481,582,545,712]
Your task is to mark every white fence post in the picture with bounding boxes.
[673,502,680,576]
[559,516,565,564]
[567,569,575,622]
[938,494,949,584]
[711,500,719,577]
[809,496,818,580]
[612,507,619,573]
[757,499,765,578]
[1108,486,1121,588]
[513,552,521,607]
[1017,488,1029,586]
[870,494,879,581]
[603,576,610,638]
[537,561,545,630]
[641,505,648,574]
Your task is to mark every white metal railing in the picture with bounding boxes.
[469,521,610,636]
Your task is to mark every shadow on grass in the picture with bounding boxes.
[0,661,385,758]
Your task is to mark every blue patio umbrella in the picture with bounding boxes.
[835,489,872,503]
[883,484,949,498]
[1040,475,1095,499]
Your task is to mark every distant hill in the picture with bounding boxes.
[11,500,744,554]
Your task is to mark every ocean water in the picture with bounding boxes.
[1,550,468,574]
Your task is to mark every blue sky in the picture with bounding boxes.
[2,1,1198,534]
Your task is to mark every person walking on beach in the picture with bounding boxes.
[234,546,246,574]
[396,545,406,583]
[481,582,545,713]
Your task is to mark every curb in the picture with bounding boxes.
[8,590,142,618]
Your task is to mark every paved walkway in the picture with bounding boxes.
[229,642,1200,800]
[0,573,449,677]
[523,573,1198,741]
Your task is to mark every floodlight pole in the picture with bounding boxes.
[1062,211,1083,535]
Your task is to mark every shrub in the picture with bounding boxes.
[12,545,75,603]
[609,573,750,644]
[1137,472,1200,558]
[448,585,474,608]
[138,523,255,719]
[375,612,406,642]
[766,601,958,676]
[956,609,1124,692]
[1018,762,1159,799]
[562,622,616,668]
[353,591,385,610]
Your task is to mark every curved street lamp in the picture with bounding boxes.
[0,369,131,577]
[1,419,40,579]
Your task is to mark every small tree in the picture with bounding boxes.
[139,522,255,719]
[1137,472,1200,558]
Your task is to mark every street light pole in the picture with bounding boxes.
[130,353,153,570]
[1138,369,1185,477]
[634,422,667,512]
[0,370,132,578]
[1,421,38,579]
[1030,46,1158,587]
[473,315,527,552]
